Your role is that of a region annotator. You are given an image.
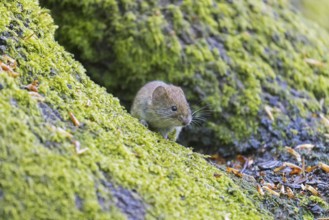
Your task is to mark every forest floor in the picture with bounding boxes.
[210,141,329,219]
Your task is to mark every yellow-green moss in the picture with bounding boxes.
[0,0,272,219]
[40,0,329,155]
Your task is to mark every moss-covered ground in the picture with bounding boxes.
[0,0,273,219]
[40,0,329,157]
[37,0,329,218]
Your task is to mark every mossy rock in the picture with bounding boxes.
[40,0,329,155]
[0,0,274,219]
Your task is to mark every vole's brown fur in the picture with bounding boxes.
[131,81,192,140]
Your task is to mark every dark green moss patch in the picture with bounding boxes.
[100,179,146,220]
[38,102,63,124]
[0,0,272,219]
[40,0,329,157]
[38,0,329,217]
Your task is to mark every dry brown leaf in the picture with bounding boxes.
[285,146,301,162]
[226,167,243,178]
[305,185,320,196]
[262,186,280,197]
[283,162,302,170]
[69,112,80,127]
[318,162,329,173]
[286,187,294,199]
[24,80,39,92]
[257,184,264,196]
[305,166,318,173]
[295,144,314,151]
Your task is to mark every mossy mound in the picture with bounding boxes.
[0,0,271,219]
[40,0,329,155]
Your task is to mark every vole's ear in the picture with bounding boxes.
[152,86,167,102]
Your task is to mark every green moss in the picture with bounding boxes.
[0,0,272,219]
[39,0,329,154]
[298,195,329,219]
[308,196,329,210]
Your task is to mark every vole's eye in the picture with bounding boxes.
[171,106,177,111]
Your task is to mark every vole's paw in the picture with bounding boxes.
[140,119,148,128]
[166,127,181,141]
[159,128,171,140]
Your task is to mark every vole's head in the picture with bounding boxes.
[151,85,192,127]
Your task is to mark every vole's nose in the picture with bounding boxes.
[182,117,191,126]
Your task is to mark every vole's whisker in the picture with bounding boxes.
[192,107,206,116]
[190,121,202,128]
[194,118,206,123]
[193,116,207,122]
[192,106,214,122]
[199,112,213,117]
[192,121,203,127]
